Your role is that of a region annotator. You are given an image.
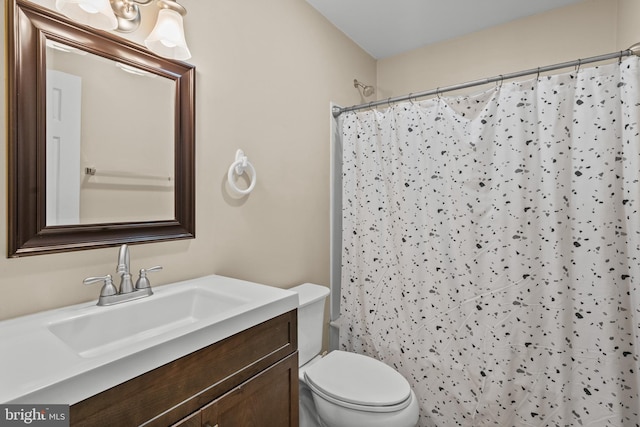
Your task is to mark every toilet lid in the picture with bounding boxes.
[303,351,411,408]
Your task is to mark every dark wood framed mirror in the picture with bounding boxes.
[7,0,196,257]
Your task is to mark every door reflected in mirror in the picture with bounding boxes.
[46,40,175,226]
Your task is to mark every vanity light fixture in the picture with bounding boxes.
[144,1,191,61]
[55,0,191,60]
[116,62,156,77]
[46,39,88,55]
[55,0,118,30]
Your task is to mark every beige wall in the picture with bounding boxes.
[0,0,375,320]
[377,0,634,100]
[618,0,640,48]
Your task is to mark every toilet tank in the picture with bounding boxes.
[289,283,330,366]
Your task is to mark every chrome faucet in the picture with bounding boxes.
[116,244,134,294]
[84,244,163,306]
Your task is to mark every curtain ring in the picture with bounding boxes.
[619,50,624,64]
[436,87,441,100]
[575,59,582,74]
[387,97,393,108]
[496,75,504,88]
[536,67,541,80]
[408,93,415,105]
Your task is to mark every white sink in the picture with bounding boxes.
[0,275,298,404]
[48,287,249,358]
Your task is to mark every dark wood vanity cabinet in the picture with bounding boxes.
[70,310,298,427]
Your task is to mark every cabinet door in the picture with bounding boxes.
[201,353,299,427]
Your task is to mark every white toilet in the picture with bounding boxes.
[290,283,419,427]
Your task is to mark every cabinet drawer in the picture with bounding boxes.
[70,310,297,426]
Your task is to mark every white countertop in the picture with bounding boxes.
[0,274,298,404]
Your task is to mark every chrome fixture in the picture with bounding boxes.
[54,0,191,60]
[135,266,163,290]
[84,244,163,306]
[354,79,375,97]
[116,243,134,294]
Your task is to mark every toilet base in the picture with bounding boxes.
[299,381,323,427]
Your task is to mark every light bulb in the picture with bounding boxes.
[145,8,191,60]
[78,3,99,13]
[55,0,118,30]
[160,39,178,48]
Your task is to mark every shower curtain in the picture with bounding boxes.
[338,57,640,426]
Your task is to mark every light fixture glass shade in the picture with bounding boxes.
[144,8,191,60]
[55,0,118,30]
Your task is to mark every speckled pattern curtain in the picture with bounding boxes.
[338,57,640,427]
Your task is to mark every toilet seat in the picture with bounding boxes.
[303,350,412,413]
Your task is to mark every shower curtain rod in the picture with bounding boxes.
[332,43,640,118]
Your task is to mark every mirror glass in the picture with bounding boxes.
[46,41,175,225]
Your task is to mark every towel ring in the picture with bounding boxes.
[227,149,257,195]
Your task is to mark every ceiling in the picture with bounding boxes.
[305,0,586,59]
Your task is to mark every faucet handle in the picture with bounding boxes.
[84,274,118,297]
[135,266,163,290]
